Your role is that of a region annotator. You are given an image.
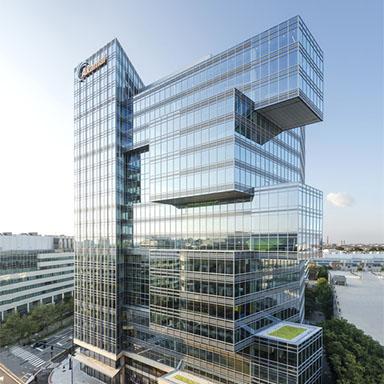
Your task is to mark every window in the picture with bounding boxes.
[260,40,269,57]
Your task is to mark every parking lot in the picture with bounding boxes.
[0,326,73,383]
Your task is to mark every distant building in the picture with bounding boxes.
[311,253,384,271]
[331,275,347,286]
[0,233,74,321]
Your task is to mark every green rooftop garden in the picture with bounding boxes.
[174,374,199,384]
[268,325,306,340]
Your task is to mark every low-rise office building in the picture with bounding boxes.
[0,233,74,321]
[331,275,347,286]
[311,253,384,271]
[254,322,322,384]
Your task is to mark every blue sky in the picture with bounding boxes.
[0,0,382,243]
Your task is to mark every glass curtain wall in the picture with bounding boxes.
[74,39,143,361]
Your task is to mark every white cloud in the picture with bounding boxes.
[326,192,354,208]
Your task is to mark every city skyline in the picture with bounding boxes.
[0,0,383,244]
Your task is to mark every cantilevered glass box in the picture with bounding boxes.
[137,16,323,208]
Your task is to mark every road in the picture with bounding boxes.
[50,356,104,384]
[0,326,73,383]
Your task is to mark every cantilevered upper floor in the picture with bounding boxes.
[130,16,323,208]
[75,17,323,210]
[133,15,323,132]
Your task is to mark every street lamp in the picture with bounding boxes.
[68,355,74,384]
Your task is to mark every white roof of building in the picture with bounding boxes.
[0,234,54,251]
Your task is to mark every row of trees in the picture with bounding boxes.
[307,264,329,281]
[322,318,384,384]
[333,245,384,252]
[0,297,73,346]
[305,277,333,320]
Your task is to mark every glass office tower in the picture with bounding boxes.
[74,39,144,375]
[74,16,323,384]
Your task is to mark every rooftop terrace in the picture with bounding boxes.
[256,321,321,345]
[268,325,306,340]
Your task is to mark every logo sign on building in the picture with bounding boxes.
[78,56,107,81]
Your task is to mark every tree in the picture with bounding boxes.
[315,278,333,319]
[317,266,329,280]
[307,264,319,280]
[7,313,29,338]
[55,297,74,320]
[322,319,384,384]
[0,299,74,347]
[0,313,18,346]
[316,277,328,287]
[305,278,333,320]
[305,286,316,316]
[29,303,59,331]
[0,312,33,346]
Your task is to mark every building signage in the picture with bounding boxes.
[78,56,107,80]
